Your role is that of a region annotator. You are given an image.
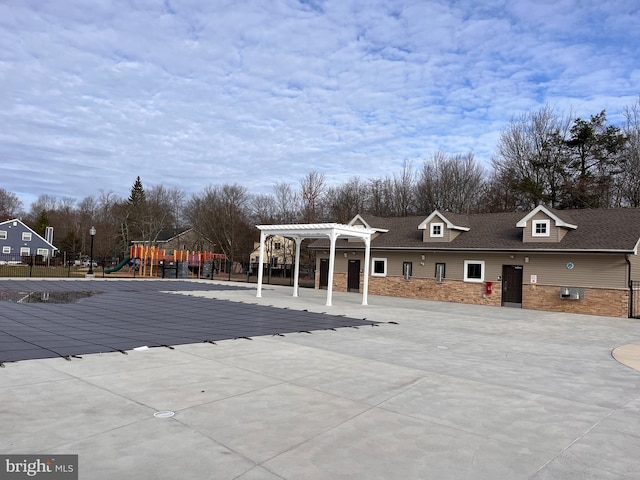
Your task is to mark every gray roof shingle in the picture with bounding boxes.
[310,208,640,253]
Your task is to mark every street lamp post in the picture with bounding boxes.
[88,226,96,276]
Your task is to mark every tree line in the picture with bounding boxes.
[1,100,639,263]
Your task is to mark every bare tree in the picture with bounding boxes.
[273,182,301,223]
[185,184,254,267]
[166,186,187,232]
[0,188,24,220]
[389,159,416,216]
[492,105,572,209]
[619,97,640,207]
[325,176,368,223]
[416,152,485,214]
[478,170,522,213]
[300,171,326,223]
[29,194,60,219]
[141,185,175,243]
[251,193,277,224]
[366,177,394,217]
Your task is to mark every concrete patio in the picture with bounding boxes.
[1,279,640,479]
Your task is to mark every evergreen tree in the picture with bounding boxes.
[128,176,146,206]
[32,210,50,236]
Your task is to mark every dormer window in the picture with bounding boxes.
[532,220,550,237]
[430,223,444,238]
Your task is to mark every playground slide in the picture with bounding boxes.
[104,255,131,274]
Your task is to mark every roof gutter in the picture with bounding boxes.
[317,246,636,254]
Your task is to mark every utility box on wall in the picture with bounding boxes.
[560,287,584,300]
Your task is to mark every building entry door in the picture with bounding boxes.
[319,259,329,289]
[348,259,360,292]
[502,265,523,307]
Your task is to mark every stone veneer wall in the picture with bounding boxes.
[332,275,629,317]
[367,276,501,307]
[522,284,629,318]
[332,273,348,292]
[314,273,348,291]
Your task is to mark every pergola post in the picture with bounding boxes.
[292,236,302,297]
[362,235,371,306]
[326,230,338,306]
[256,230,266,298]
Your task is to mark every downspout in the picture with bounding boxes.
[626,254,632,318]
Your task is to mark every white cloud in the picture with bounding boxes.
[1,0,639,207]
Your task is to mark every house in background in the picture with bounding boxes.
[309,206,640,318]
[250,235,297,275]
[131,228,215,254]
[0,218,58,263]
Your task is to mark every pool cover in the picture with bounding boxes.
[0,280,375,364]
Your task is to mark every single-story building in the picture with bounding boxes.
[0,218,58,263]
[308,206,640,318]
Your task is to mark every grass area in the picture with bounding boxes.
[0,265,88,278]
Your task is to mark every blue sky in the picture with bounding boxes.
[1,0,639,208]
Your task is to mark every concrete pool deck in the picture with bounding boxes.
[1,279,640,479]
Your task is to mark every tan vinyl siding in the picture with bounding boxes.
[356,251,628,289]
[520,254,628,289]
[364,251,503,282]
[323,250,629,289]
[557,228,569,241]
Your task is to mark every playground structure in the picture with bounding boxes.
[106,245,227,278]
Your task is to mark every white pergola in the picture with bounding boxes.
[256,223,376,306]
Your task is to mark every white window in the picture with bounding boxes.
[37,248,49,258]
[22,232,32,241]
[372,258,387,277]
[2,246,10,254]
[464,260,485,282]
[0,230,6,240]
[430,222,444,237]
[532,220,550,237]
[20,247,30,256]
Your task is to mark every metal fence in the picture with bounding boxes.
[0,253,102,278]
[0,253,317,286]
[0,253,228,280]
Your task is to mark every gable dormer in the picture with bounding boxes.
[418,210,470,243]
[347,214,388,242]
[516,206,577,243]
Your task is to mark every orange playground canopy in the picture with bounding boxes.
[129,245,226,277]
